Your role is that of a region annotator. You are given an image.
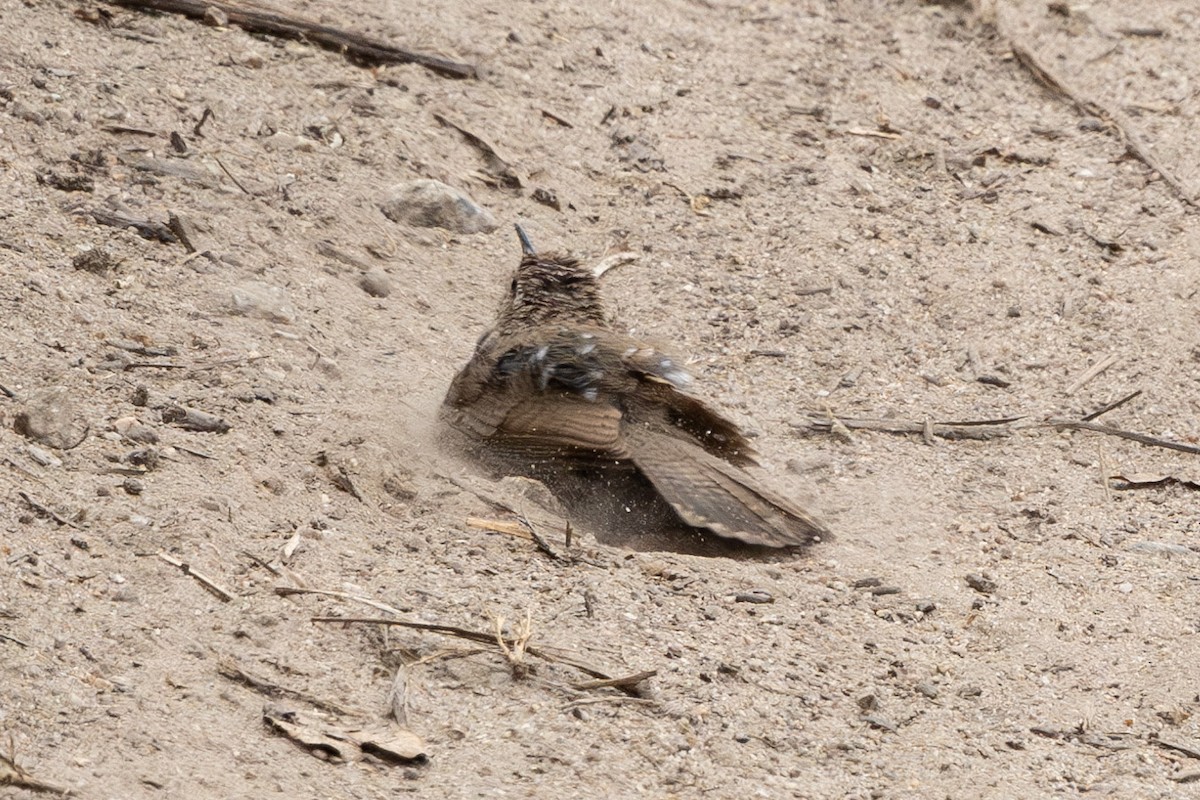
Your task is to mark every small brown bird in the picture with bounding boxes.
[442,225,830,549]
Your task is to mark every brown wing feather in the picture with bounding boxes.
[625,425,829,548]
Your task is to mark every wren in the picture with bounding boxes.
[442,225,830,550]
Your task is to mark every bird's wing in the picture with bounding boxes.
[444,345,628,460]
[488,391,627,460]
[616,344,757,466]
[625,424,829,548]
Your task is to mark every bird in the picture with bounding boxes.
[441,225,830,550]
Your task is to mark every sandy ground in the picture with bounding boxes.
[2,0,1199,797]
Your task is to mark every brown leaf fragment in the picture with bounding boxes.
[348,724,427,763]
[262,705,351,763]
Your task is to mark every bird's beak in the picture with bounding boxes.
[514,224,537,257]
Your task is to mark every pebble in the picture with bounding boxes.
[379,179,497,234]
[13,387,88,450]
[225,282,297,324]
[359,270,392,297]
[734,589,774,604]
[123,477,144,495]
[965,573,997,594]
[27,445,62,467]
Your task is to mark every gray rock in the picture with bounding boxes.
[225,282,296,324]
[13,387,89,450]
[359,269,392,298]
[380,179,497,234]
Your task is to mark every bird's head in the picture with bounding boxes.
[492,225,607,335]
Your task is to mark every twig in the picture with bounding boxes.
[1065,353,1121,395]
[311,615,643,693]
[240,550,281,576]
[217,656,355,715]
[84,208,178,243]
[0,632,30,647]
[845,127,902,140]
[17,491,80,529]
[468,516,533,540]
[107,0,476,79]
[151,552,234,601]
[387,664,409,726]
[1080,389,1142,422]
[493,611,533,677]
[0,741,72,795]
[1044,420,1200,456]
[538,108,575,128]
[1009,41,1195,207]
[275,585,408,616]
[592,253,639,278]
[791,414,1021,441]
[211,155,251,195]
[432,113,521,188]
[570,670,657,691]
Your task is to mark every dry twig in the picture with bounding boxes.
[791,413,1021,441]
[311,615,647,694]
[1,737,71,795]
[107,0,476,78]
[1043,420,1200,456]
[217,656,355,715]
[1008,42,1195,207]
[150,552,234,601]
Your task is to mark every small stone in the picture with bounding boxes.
[126,448,160,470]
[162,405,231,433]
[27,445,62,468]
[1117,582,1133,594]
[225,282,297,324]
[13,387,88,450]
[734,590,774,604]
[203,6,228,25]
[916,683,940,699]
[359,270,392,298]
[72,247,119,274]
[379,179,497,234]
[122,477,144,495]
[531,187,562,211]
[965,573,997,594]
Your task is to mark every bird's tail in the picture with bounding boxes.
[626,426,830,548]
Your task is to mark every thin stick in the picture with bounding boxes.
[212,155,251,195]
[1009,42,1195,207]
[311,615,640,691]
[1043,420,1200,456]
[152,552,234,601]
[1081,389,1142,422]
[792,414,1021,441]
[217,656,354,715]
[0,740,72,796]
[275,585,406,616]
[570,670,657,691]
[107,0,476,79]
[17,491,80,529]
[1065,353,1121,395]
[387,664,409,726]
[592,253,639,278]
